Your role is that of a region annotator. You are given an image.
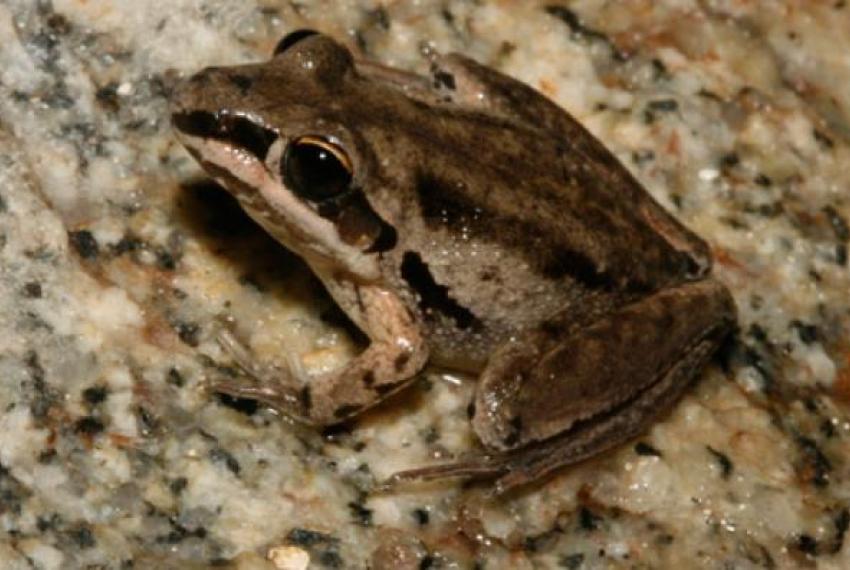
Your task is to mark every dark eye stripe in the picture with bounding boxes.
[172,111,278,160]
[225,116,277,160]
[172,111,218,138]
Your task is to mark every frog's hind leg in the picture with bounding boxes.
[386,324,724,496]
[388,279,735,495]
[487,329,726,495]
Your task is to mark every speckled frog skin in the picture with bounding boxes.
[171,31,736,492]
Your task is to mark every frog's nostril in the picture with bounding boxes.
[188,69,217,85]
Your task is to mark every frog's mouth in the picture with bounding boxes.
[172,110,278,162]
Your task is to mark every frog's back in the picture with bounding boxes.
[348,76,712,367]
[344,80,704,281]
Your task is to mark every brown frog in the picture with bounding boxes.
[171,31,736,493]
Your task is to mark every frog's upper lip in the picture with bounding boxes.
[172,110,278,161]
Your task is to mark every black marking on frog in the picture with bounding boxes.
[334,404,362,419]
[400,250,478,330]
[300,386,312,412]
[228,73,254,95]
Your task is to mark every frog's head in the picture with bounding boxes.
[171,31,397,281]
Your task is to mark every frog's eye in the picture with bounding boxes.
[274,29,319,56]
[282,136,353,202]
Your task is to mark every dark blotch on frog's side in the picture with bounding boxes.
[414,171,619,289]
[400,249,478,330]
[227,73,254,94]
[299,386,312,412]
[334,404,362,419]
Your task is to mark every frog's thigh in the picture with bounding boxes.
[472,279,736,454]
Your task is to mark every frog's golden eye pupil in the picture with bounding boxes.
[283,137,352,203]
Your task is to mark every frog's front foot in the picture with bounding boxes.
[212,327,313,423]
[211,286,430,427]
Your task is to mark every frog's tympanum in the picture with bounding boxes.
[172,31,736,493]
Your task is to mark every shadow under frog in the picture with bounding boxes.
[170,31,736,494]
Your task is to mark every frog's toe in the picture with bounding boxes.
[215,327,267,378]
[210,379,314,423]
[211,381,280,401]
[381,455,511,491]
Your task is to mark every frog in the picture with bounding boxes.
[171,30,736,494]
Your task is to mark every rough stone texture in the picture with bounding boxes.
[0,1,849,568]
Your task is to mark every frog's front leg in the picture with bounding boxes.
[216,284,429,425]
[388,279,736,494]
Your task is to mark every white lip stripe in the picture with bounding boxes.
[174,131,381,281]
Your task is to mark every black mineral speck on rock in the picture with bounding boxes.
[154,247,177,270]
[412,508,430,526]
[831,508,850,554]
[797,435,832,487]
[174,321,200,347]
[285,528,343,568]
[790,320,820,344]
[209,447,241,476]
[136,405,159,434]
[559,552,585,569]
[319,549,343,568]
[579,507,602,532]
[286,527,335,547]
[648,99,679,113]
[36,513,62,533]
[169,477,188,495]
[68,525,96,549]
[348,499,373,527]
[634,441,662,457]
[706,446,734,479]
[68,229,99,259]
[82,385,107,405]
[74,416,105,435]
[166,367,185,387]
[795,533,819,556]
[22,281,42,298]
[824,205,850,242]
[835,243,847,266]
[216,392,258,415]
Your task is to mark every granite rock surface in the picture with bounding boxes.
[1,1,849,568]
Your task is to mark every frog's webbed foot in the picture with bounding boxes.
[212,327,313,423]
